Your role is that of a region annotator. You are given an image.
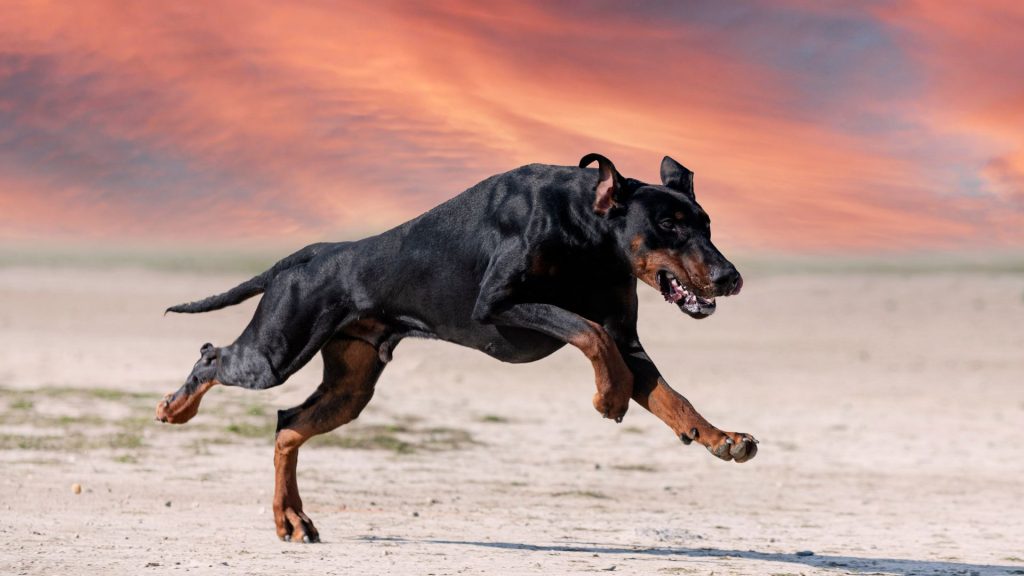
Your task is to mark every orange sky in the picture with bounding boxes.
[1,1,1021,252]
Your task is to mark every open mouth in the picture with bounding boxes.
[657,270,716,318]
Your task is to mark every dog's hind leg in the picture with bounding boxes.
[273,336,385,543]
[155,340,285,423]
[158,266,352,424]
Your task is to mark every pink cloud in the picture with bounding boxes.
[0,1,1020,250]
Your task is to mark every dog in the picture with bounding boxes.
[157,153,757,543]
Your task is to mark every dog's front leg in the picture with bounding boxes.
[620,343,758,463]
[479,303,633,422]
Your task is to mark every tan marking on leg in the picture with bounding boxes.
[568,320,633,421]
[632,377,716,440]
[633,377,758,463]
[273,428,305,540]
[273,336,384,543]
[155,379,217,424]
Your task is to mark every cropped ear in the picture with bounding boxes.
[580,153,625,215]
[660,156,695,199]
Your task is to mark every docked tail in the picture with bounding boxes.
[165,276,266,314]
[165,243,330,314]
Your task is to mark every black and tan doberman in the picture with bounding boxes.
[157,153,756,542]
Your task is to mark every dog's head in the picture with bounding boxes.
[580,153,743,319]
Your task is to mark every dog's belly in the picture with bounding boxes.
[440,324,566,364]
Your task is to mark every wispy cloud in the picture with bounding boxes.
[0,1,1020,250]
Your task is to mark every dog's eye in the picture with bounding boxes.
[658,219,676,231]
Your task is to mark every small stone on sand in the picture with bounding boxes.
[71,483,82,494]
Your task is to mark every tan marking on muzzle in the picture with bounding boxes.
[630,235,709,295]
[679,250,715,298]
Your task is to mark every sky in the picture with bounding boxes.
[1,1,1022,252]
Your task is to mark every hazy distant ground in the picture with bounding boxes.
[3,245,1024,276]
[1,250,1023,576]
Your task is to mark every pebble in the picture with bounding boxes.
[71,483,82,495]
[795,550,815,557]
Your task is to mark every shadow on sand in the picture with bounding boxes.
[359,536,1024,575]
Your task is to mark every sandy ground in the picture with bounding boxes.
[1,263,1022,576]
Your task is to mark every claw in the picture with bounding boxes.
[302,534,310,543]
[614,416,623,424]
[711,441,732,459]
[679,432,692,445]
[729,440,747,459]
[283,534,291,542]
[725,437,734,445]
[690,428,699,440]
[734,440,758,463]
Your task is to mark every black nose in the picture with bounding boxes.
[711,264,743,296]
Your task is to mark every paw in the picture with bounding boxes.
[275,506,320,543]
[155,380,216,424]
[705,431,758,463]
[592,391,630,423]
[155,390,198,424]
